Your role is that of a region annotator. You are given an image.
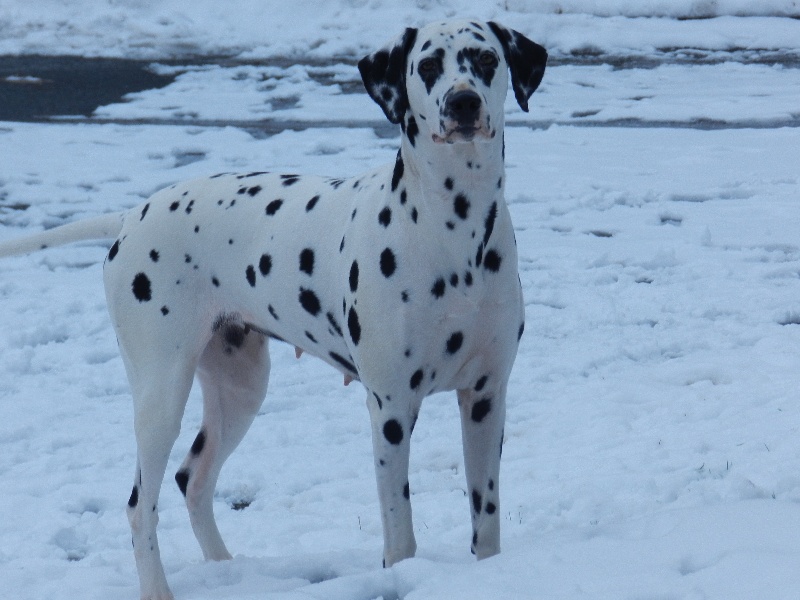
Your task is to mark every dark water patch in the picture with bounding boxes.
[0,55,176,120]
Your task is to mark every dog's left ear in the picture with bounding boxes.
[487,22,548,112]
[358,27,418,124]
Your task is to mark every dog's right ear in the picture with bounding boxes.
[358,28,418,124]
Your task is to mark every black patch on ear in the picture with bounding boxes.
[487,22,547,112]
[358,28,418,124]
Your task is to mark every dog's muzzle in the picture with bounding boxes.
[434,89,493,144]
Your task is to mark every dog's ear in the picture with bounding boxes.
[487,22,547,113]
[358,27,418,124]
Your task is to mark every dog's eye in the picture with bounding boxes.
[479,52,498,68]
[418,58,438,75]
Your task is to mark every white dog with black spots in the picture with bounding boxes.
[0,20,546,600]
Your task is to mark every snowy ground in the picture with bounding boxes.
[2,2,800,599]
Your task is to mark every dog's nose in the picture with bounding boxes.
[445,90,482,125]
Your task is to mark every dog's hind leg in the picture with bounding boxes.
[176,322,270,561]
[124,352,198,600]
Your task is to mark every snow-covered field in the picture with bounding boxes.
[2,2,800,599]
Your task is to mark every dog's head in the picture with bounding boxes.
[359,21,547,145]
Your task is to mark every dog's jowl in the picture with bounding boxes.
[0,20,546,600]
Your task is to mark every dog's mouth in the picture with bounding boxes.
[432,125,494,145]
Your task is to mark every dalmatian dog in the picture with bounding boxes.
[0,20,546,600]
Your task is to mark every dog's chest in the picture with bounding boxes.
[338,170,522,393]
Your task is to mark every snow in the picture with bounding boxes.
[2,2,800,599]
[2,0,800,59]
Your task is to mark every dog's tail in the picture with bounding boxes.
[0,212,124,258]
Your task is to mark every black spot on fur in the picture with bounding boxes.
[348,307,361,345]
[281,174,299,186]
[475,375,488,391]
[378,207,392,227]
[391,152,404,192]
[299,248,315,275]
[518,322,525,341]
[404,482,410,499]
[191,430,206,456]
[140,203,150,220]
[450,273,459,287]
[128,486,139,508]
[486,502,496,514]
[475,243,484,268]
[349,261,359,292]
[306,195,320,211]
[259,254,272,276]
[107,240,119,261]
[454,194,470,220]
[299,288,321,316]
[247,186,262,197]
[265,199,284,215]
[329,351,357,374]
[419,47,445,93]
[484,249,502,272]
[446,331,464,354]
[212,277,220,287]
[406,115,419,147]
[327,312,343,337]
[169,201,180,212]
[431,278,446,298]
[380,248,397,277]
[483,202,497,246]
[444,177,454,190]
[471,398,492,423]
[410,369,424,390]
[472,489,482,514]
[132,273,152,302]
[160,306,169,315]
[400,189,407,205]
[305,331,317,343]
[268,304,279,320]
[457,47,499,87]
[149,249,159,262]
[175,470,189,496]
[383,419,404,445]
[246,265,256,287]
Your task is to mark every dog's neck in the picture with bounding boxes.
[399,128,505,206]
[393,127,507,271]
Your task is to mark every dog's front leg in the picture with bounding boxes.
[366,388,418,567]
[457,380,507,559]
